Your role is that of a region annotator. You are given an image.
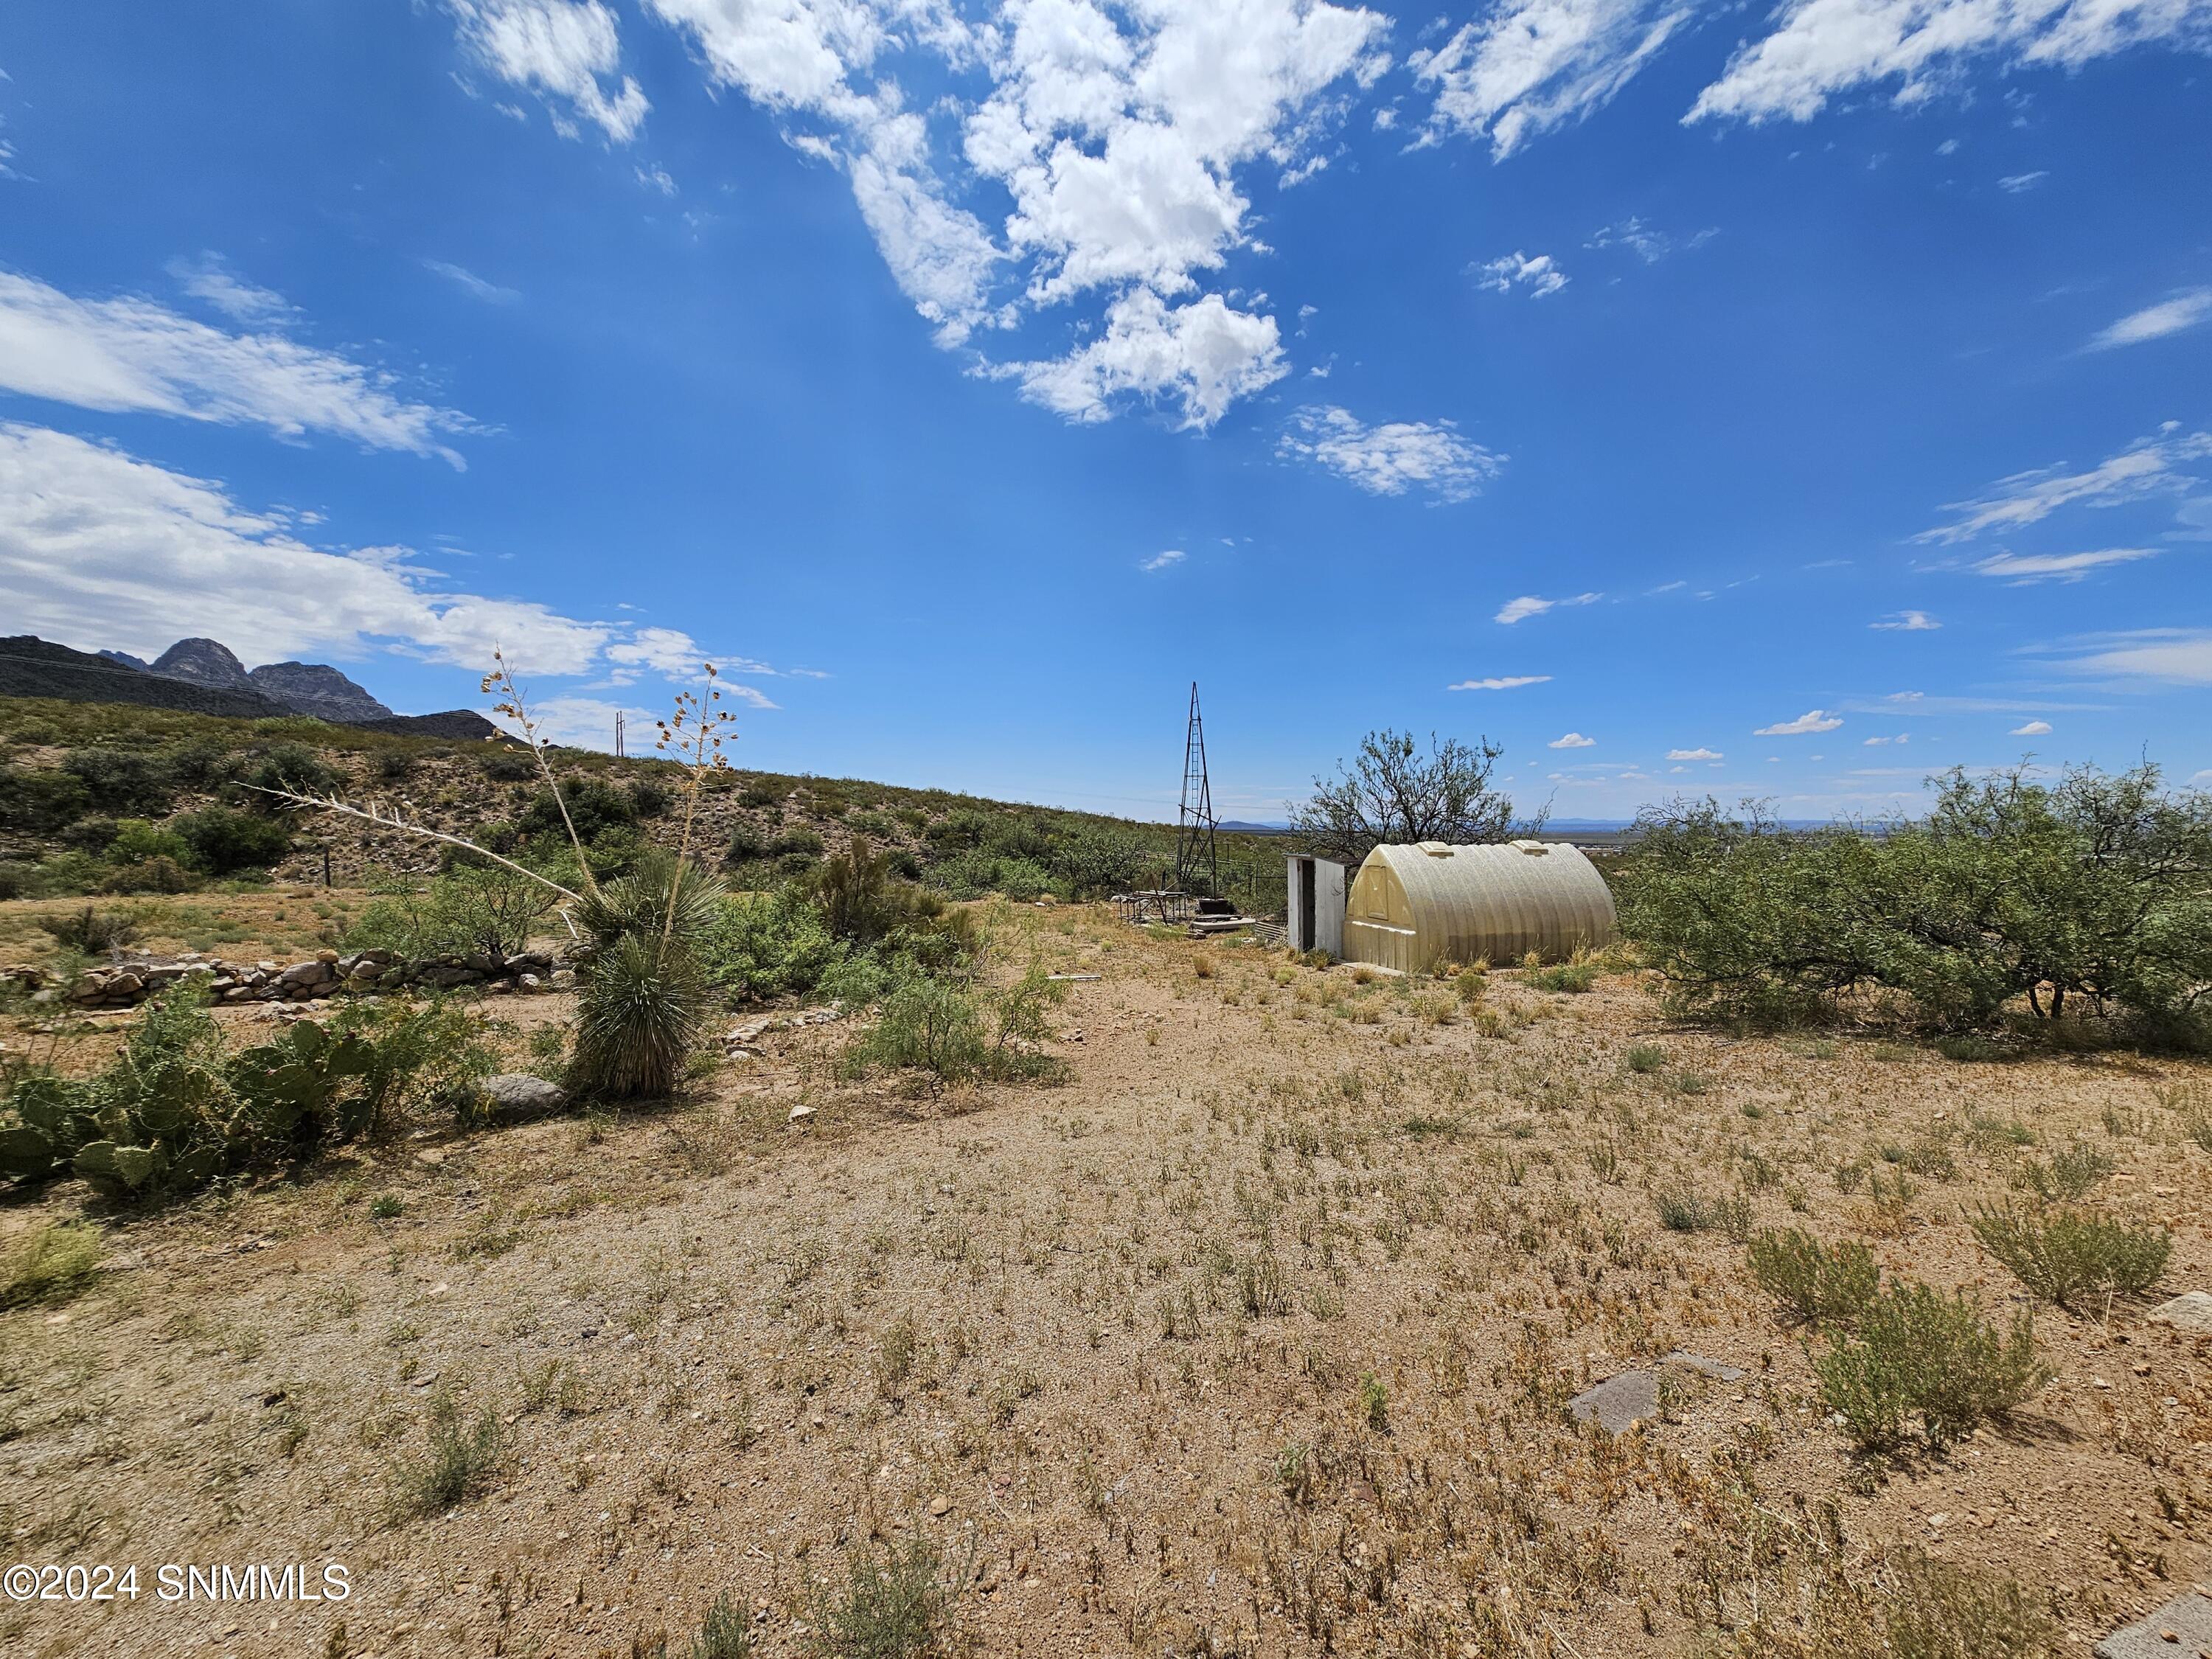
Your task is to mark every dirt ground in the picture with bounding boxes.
[2,902,2209,1658]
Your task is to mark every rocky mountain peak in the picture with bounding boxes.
[150,637,251,689]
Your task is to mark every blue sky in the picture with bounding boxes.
[1,0,2207,824]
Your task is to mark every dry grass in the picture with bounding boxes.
[0,902,2207,1658]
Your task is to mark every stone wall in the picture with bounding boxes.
[1,950,575,1010]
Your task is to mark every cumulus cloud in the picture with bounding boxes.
[1917,427,2212,543]
[1871,609,1941,630]
[1666,746,1722,760]
[1141,549,1186,571]
[1971,546,2158,582]
[1450,674,1552,689]
[1755,709,1843,735]
[0,422,760,690]
[1548,731,1596,748]
[2011,719,2053,735]
[2089,288,2212,350]
[448,0,648,142]
[1494,591,1600,624]
[1279,405,1503,501]
[1475,251,1568,297]
[0,271,474,465]
[1687,0,2212,127]
[1409,0,1691,159]
[1009,289,1287,428]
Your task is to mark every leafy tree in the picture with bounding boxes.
[1289,728,1540,869]
[174,806,292,874]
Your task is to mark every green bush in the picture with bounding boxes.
[63,748,175,815]
[348,863,557,958]
[242,742,338,801]
[930,848,1061,901]
[105,818,193,866]
[393,1394,503,1514]
[38,905,141,953]
[1527,961,1599,993]
[1967,1201,2171,1308]
[521,776,633,845]
[2012,1141,2112,1201]
[685,1590,754,1659]
[841,965,1068,1087]
[1747,1228,1879,1324]
[699,888,846,1004]
[173,806,292,874]
[100,854,195,895]
[1051,824,1151,898]
[1814,1281,2048,1452]
[0,763,93,833]
[1618,765,2212,1037]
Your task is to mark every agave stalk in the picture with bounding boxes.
[651,662,737,944]
[481,650,602,900]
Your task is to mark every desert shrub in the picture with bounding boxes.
[63,747,175,815]
[0,861,32,900]
[931,848,1061,902]
[1624,1043,1666,1074]
[333,998,500,1133]
[723,823,773,867]
[845,808,897,841]
[100,854,195,895]
[1051,824,1151,898]
[569,856,723,1100]
[373,748,418,782]
[807,1534,955,1659]
[0,762,94,835]
[1527,960,1599,993]
[479,750,537,783]
[684,1590,754,1659]
[349,863,557,958]
[104,818,193,866]
[58,814,122,853]
[1967,1201,2171,1307]
[242,742,338,800]
[737,779,783,810]
[1859,1548,2059,1659]
[625,777,672,818]
[771,827,825,860]
[1619,765,2212,1037]
[1814,1281,2048,1452]
[809,842,973,953]
[1747,1228,1879,1324]
[173,805,291,874]
[698,888,846,1004]
[923,808,992,854]
[164,740,235,790]
[841,965,1067,1086]
[1653,1189,1711,1232]
[520,776,633,846]
[0,1221,103,1309]
[393,1394,503,1514]
[38,905,141,953]
[2012,1141,2112,1201]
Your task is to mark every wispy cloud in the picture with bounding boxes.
[1585,218,1714,263]
[166,253,296,326]
[1666,746,1722,760]
[1139,549,1186,573]
[1474,251,1568,298]
[1280,406,1503,503]
[1970,546,2157,582]
[1410,0,1691,159]
[2088,288,2212,351]
[446,0,648,143]
[1495,591,1601,625]
[2048,629,2212,686]
[1997,170,2047,193]
[1871,610,1941,630]
[1917,426,2212,543]
[0,270,474,465]
[423,259,521,304]
[1449,675,1552,690]
[1755,709,1843,735]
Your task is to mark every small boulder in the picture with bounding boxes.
[2149,1292,2212,1335]
[481,1074,569,1123]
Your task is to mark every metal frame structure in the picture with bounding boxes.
[1172,681,1219,897]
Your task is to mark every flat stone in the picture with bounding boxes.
[2149,1293,2212,1335]
[1663,1350,1745,1381]
[789,1105,815,1123]
[2095,1585,2212,1658]
[1569,1371,1658,1434]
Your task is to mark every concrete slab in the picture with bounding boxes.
[1664,1350,1745,1381]
[1568,1371,1657,1433]
[2094,1586,2212,1658]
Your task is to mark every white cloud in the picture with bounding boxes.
[1917,427,2212,543]
[1548,731,1596,748]
[498,696,661,751]
[1009,288,1287,429]
[1409,0,1690,159]
[1666,746,1722,760]
[1475,251,1568,297]
[448,0,648,142]
[422,260,521,304]
[166,254,296,326]
[1970,546,2157,582]
[2053,629,2212,685]
[1279,404,1503,501]
[0,422,782,697]
[1755,709,1843,735]
[1688,0,2212,127]
[1997,170,2047,193]
[1871,609,1941,630]
[0,271,474,465]
[1450,674,1552,690]
[1140,549,1186,572]
[2010,719,2053,735]
[2089,288,2212,351]
[1585,217,1714,262]
[1495,591,1600,624]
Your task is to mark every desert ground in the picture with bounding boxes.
[2,896,2209,1658]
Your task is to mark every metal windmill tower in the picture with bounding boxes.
[1172,682,1219,895]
